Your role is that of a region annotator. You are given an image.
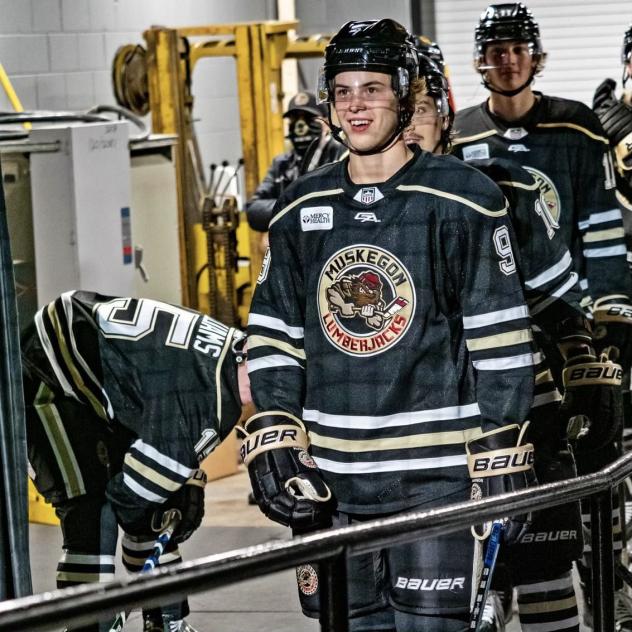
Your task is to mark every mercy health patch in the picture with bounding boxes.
[461,143,489,161]
[301,206,333,231]
[318,244,415,356]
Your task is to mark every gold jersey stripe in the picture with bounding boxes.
[35,383,86,498]
[309,427,484,452]
[47,302,108,420]
[536,122,609,144]
[248,335,306,360]
[582,227,625,243]
[517,596,577,615]
[466,328,533,352]
[452,130,498,145]
[269,188,344,228]
[495,179,539,191]
[56,571,113,583]
[124,454,182,493]
[535,368,555,385]
[397,185,508,218]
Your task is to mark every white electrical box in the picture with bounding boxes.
[29,121,135,306]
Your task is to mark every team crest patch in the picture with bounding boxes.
[470,482,483,502]
[296,564,319,595]
[523,166,561,239]
[318,245,415,356]
[353,186,384,205]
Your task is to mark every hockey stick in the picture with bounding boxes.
[469,520,504,631]
[107,510,181,632]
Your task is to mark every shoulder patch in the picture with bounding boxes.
[462,143,490,161]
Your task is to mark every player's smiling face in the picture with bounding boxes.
[483,40,535,92]
[332,71,399,152]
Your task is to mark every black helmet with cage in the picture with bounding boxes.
[474,3,546,97]
[317,19,419,155]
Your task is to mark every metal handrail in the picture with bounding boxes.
[1,451,630,632]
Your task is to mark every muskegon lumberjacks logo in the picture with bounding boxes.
[318,245,415,356]
[523,166,561,238]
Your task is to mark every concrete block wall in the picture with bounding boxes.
[0,0,272,169]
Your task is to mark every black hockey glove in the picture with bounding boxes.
[593,78,617,116]
[592,295,632,372]
[562,347,623,454]
[466,424,536,545]
[239,412,334,531]
[150,469,207,544]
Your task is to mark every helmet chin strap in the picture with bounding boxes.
[327,103,410,156]
[481,68,536,98]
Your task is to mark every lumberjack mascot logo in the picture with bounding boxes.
[318,245,415,356]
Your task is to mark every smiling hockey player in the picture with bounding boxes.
[243,18,537,631]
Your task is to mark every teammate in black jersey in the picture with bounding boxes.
[452,5,632,628]
[244,19,537,632]
[22,291,249,632]
[406,51,626,632]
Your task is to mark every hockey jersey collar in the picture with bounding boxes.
[481,92,544,137]
[339,145,428,206]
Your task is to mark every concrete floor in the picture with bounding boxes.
[28,467,591,632]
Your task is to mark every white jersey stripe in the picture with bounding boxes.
[248,312,304,339]
[516,574,574,595]
[463,305,529,329]
[303,403,481,430]
[579,208,623,228]
[528,272,579,316]
[473,352,535,371]
[583,245,627,258]
[123,473,167,503]
[314,454,467,474]
[247,355,303,373]
[130,439,193,478]
[524,252,572,289]
[59,552,115,565]
[532,391,562,408]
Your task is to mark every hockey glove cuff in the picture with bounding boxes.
[239,411,334,531]
[466,423,536,545]
[562,346,623,454]
[592,295,632,372]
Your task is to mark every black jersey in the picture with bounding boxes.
[453,94,631,303]
[247,147,535,514]
[30,291,243,511]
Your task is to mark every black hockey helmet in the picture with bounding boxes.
[409,55,454,152]
[413,35,446,74]
[474,3,546,96]
[317,19,419,155]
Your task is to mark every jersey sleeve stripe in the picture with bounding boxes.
[495,179,539,192]
[248,334,306,359]
[536,122,609,144]
[525,252,572,289]
[129,439,194,478]
[248,312,304,339]
[533,391,563,407]
[310,427,484,452]
[122,473,167,503]
[46,301,109,420]
[578,209,623,230]
[247,354,304,373]
[397,184,508,218]
[466,328,533,352]
[452,130,498,145]
[463,305,530,329]
[583,245,627,258]
[268,187,344,228]
[583,227,625,243]
[302,403,481,430]
[124,454,183,493]
[34,383,86,498]
[313,454,467,474]
[472,352,535,371]
[528,272,579,315]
